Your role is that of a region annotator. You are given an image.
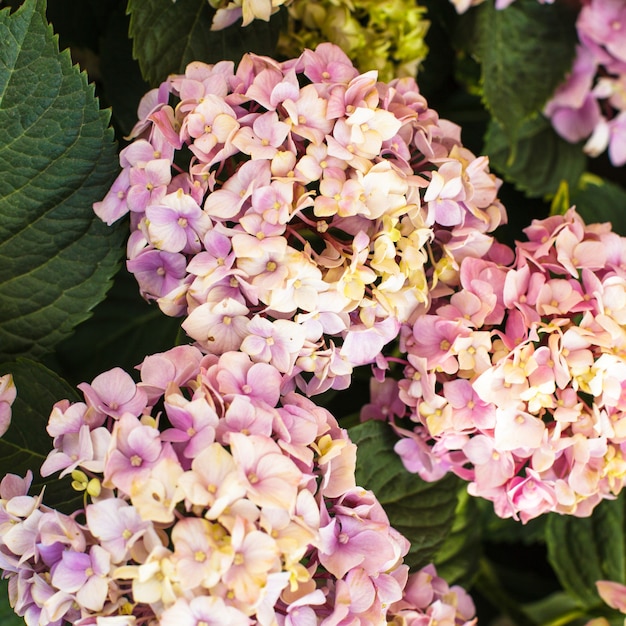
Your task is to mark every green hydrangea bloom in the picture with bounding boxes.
[278,0,430,81]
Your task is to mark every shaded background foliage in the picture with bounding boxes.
[1,0,626,624]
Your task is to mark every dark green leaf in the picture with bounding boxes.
[350,420,460,570]
[571,173,626,236]
[127,0,287,86]
[476,0,577,140]
[54,267,182,386]
[127,0,212,86]
[0,359,82,513]
[99,5,150,137]
[485,116,586,198]
[521,592,600,626]
[432,488,482,587]
[546,495,626,608]
[0,0,124,360]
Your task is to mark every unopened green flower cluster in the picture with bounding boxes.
[278,0,430,81]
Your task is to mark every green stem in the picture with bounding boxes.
[540,609,588,626]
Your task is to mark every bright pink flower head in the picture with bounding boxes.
[366,208,626,522]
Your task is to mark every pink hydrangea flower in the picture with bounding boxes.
[94,42,505,394]
[0,346,479,625]
[543,0,626,166]
[366,208,626,521]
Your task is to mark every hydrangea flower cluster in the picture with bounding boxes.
[277,0,430,82]
[0,345,475,625]
[364,208,626,522]
[94,43,505,396]
[171,0,293,30]
[544,0,626,166]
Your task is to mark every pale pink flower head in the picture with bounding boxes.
[5,346,455,625]
[85,498,152,564]
[300,42,359,85]
[160,595,250,626]
[161,385,219,459]
[126,247,187,301]
[606,111,626,166]
[93,169,132,226]
[94,43,506,394]
[40,422,111,478]
[137,344,204,404]
[360,377,405,422]
[103,413,164,494]
[0,470,32,501]
[209,0,293,30]
[318,487,408,579]
[145,190,212,254]
[506,470,557,523]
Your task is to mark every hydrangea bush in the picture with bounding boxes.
[2,0,626,625]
